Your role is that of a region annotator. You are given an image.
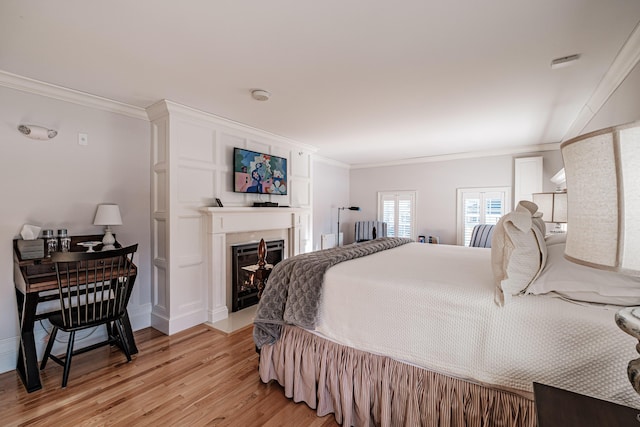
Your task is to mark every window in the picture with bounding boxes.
[456,187,510,246]
[377,191,416,239]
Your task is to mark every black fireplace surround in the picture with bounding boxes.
[231,239,284,312]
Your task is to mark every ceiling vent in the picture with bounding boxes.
[550,54,581,69]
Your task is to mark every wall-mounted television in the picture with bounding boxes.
[233,147,287,195]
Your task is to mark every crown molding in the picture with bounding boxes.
[146,99,317,153]
[563,21,640,141]
[349,143,561,169]
[0,70,148,121]
[312,154,351,169]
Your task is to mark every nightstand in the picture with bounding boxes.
[534,382,640,427]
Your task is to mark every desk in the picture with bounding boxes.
[13,235,138,392]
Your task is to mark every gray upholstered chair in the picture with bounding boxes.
[469,224,495,248]
[355,221,387,242]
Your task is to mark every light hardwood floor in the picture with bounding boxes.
[0,325,339,426]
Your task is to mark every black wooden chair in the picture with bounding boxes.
[40,244,138,387]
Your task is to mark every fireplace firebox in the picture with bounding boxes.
[231,239,284,312]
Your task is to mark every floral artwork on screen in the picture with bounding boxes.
[234,148,288,195]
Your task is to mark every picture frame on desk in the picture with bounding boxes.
[418,235,426,243]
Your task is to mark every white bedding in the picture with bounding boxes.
[315,242,640,408]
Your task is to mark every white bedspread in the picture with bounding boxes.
[315,242,640,408]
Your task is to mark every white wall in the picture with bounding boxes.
[312,158,351,247]
[0,86,151,373]
[349,150,563,245]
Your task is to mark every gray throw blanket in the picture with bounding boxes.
[253,237,412,349]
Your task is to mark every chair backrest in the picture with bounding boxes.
[355,221,388,242]
[469,224,494,248]
[51,244,138,328]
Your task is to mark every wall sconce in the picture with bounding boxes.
[18,124,58,140]
[337,206,361,246]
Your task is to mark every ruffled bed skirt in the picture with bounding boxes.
[259,325,536,427]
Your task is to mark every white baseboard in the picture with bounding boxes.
[208,306,229,324]
[0,336,19,375]
[151,308,206,335]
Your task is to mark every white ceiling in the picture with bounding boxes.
[1,1,640,166]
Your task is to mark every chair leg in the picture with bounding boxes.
[61,331,75,388]
[40,326,58,370]
[113,319,132,362]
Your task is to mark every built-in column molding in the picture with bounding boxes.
[147,100,313,335]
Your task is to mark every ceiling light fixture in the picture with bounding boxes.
[550,54,581,69]
[251,89,270,101]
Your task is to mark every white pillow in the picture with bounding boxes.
[491,201,547,306]
[527,242,640,306]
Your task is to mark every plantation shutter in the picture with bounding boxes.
[378,191,416,239]
[457,187,510,246]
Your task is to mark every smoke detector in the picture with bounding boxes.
[251,89,270,101]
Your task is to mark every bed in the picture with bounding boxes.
[253,208,640,426]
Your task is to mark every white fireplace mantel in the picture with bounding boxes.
[201,207,305,323]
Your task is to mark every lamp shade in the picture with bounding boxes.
[93,204,123,226]
[560,120,640,274]
[532,192,567,223]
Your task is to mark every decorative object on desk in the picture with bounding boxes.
[418,235,426,243]
[43,229,57,256]
[532,191,568,234]
[429,236,440,244]
[57,229,71,252]
[560,120,640,394]
[20,224,41,240]
[17,124,57,140]
[215,198,223,207]
[93,203,122,250]
[337,206,361,246]
[77,241,102,253]
[17,239,44,259]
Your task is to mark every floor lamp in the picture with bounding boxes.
[337,206,360,246]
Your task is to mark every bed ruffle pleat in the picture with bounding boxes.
[259,325,536,427]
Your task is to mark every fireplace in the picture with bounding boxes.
[231,239,284,312]
[202,207,305,323]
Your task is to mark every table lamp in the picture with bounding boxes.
[93,204,122,249]
[560,120,640,393]
[532,191,568,233]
